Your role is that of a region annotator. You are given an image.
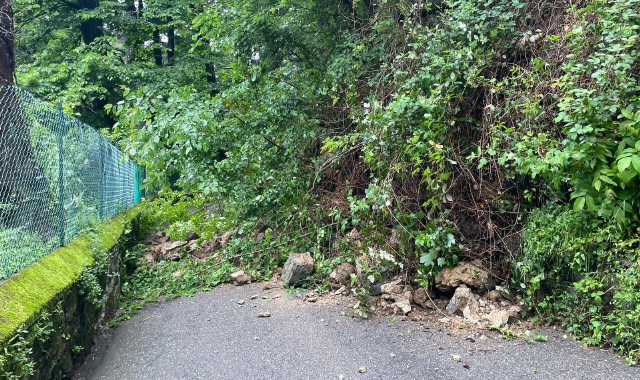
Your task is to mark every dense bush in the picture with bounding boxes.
[517,205,640,363]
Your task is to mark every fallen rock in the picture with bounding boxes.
[186,231,200,241]
[230,270,252,286]
[191,237,221,259]
[487,289,503,301]
[435,261,495,293]
[484,306,521,326]
[329,262,356,284]
[356,265,391,296]
[219,231,232,247]
[258,312,271,318]
[190,232,232,260]
[395,299,412,315]
[282,252,315,286]
[403,286,414,303]
[140,253,155,268]
[381,279,403,295]
[162,240,188,257]
[485,310,510,326]
[414,287,430,308]
[446,285,480,321]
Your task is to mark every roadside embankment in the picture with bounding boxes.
[0,206,143,379]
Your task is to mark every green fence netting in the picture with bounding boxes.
[0,85,144,280]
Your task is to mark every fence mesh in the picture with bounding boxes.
[0,85,143,280]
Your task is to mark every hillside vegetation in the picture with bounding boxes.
[15,0,640,363]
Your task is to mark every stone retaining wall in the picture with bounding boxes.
[0,206,142,379]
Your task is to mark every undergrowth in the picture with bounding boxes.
[517,205,640,364]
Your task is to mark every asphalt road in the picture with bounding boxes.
[74,283,640,380]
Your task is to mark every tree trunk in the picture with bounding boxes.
[153,28,163,66]
[0,0,56,240]
[205,63,219,96]
[0,0,15,84]
[78,0,102,44]
[167,17,175,63]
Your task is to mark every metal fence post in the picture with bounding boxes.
[57,102,65,247]
[99,138,104,220]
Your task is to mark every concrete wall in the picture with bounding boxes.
[0,206,142,379]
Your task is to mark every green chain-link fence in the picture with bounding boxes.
[0,85,144,280]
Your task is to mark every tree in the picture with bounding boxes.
[13,0,218,128]
[0,0,54,239]
[0,0,14,84]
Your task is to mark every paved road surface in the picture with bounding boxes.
[74,283,639,380]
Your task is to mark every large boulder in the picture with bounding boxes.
[282,252,315,286]
[435,261,495,293]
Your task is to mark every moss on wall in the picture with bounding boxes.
[0,205,142,362]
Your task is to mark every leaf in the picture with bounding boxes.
[420,253,434,266]
[632,155,640,173]
[618,168,637,183]
[618,156,632,172]
[585,195,596,211]
[613,206,625,224]
[573,197,585,212]
[534,333,548,342]
[593,179,602,191]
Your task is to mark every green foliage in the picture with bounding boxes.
[0,228,57,280]
[517,205,640,364]
[0,311,53,379]
[14,0,640,362]
[506,0,640,224]
[116,251,235,323]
